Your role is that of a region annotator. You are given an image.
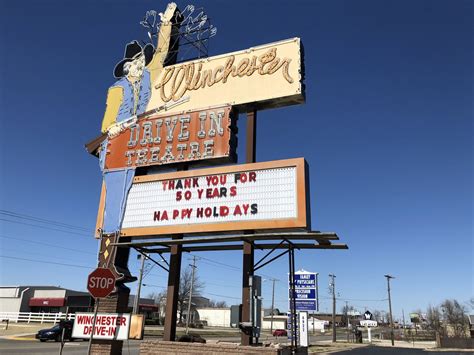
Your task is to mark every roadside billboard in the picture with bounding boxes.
[104,157,310,237]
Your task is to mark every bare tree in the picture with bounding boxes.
[177,266,204,323]
[372,310,383,324]
[341,304,356,326]
[205,299,227,308]
[148,290,167,321]
[440,299,469,337]
[426,305,443,334]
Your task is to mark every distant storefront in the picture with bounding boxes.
[0,286,93,314]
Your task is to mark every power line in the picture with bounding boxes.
[1,249,95,266]
[0,235,96,255]
[0,218,91,238]
[141,283,241,301]
[202,291,241,300]
[190,253,276,279]
[191,255,240,271]
[0,255,94,269]
[337,297,388,302]
[0,210,92,232]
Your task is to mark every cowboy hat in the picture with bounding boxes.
[113,40,155,78]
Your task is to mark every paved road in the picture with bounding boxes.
[0,338,141,354]
[337,345,469,355]
[3,339,470,355]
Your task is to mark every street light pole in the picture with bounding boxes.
[329,273,336,343]
[384,274,395,346]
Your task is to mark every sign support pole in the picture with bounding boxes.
[289,245,297,351]
[163,236,183,341]
[163,166,187,342]
[87,298,99,355]
[241,110,257,346]
[58,305,69,355]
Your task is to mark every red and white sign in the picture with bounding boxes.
[72,313,130,340]
[87,268,116,298]
[119,158,309,237]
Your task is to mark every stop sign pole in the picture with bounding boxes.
[86,268,116,355]
[87,297,100,355]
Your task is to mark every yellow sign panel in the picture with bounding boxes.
[148,38,304,114]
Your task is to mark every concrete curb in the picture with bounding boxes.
[0,333,36,341]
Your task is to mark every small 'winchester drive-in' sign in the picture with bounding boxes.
[72,313,131,340]
[103,105,236,170]
[118,158,310,237]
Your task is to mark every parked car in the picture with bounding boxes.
[272,328,288,337]
[36,320,74,342]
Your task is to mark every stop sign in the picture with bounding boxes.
[87,268,116,298]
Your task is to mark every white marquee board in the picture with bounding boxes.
[119,158,309,236]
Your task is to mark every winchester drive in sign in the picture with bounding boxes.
[116,158,310,237]
[147,38,304,115]
[103,105,237,170]
[72,313,131,340]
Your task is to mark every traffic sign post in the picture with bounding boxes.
[87,268,116,298]
[87,298,99,355]
[86,268,115,355]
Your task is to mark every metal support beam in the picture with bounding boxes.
[112,232,340,248]
[163,235,182,341]
[289,246,297,351]
[135,248,169,273]
[254,249,289,272]
[254,240,286,269]
[137,243,348,254]
[241,110,257,346]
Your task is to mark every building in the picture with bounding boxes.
[0,286,93,318]
[262,315,287,330]
[127,295,159,319]
[195,307,230,327]
[310,312,344,325]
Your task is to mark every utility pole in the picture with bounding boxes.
[269,278,279,334]
[402,308,406,337]
[384,274,395,346]
[315,273,319,312]
[345,300,350,342]
[186,256,197,334]
[329,274,336,343]
[133,253,147,314]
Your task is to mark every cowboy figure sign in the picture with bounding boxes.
[101,2,181,137]
[95,3,183,285]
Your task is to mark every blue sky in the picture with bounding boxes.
[0,0,472,321]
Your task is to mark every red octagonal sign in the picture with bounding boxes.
[87,268,116,298]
